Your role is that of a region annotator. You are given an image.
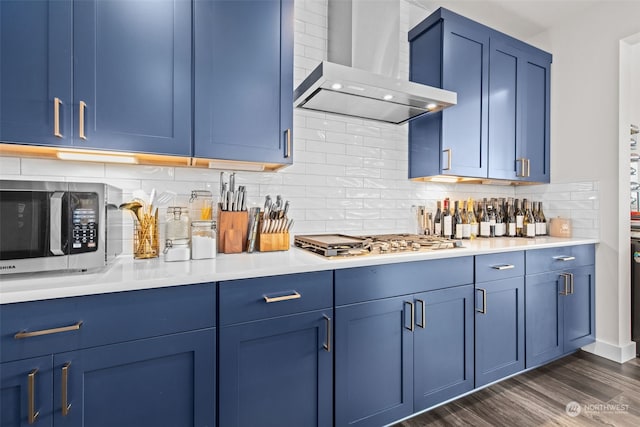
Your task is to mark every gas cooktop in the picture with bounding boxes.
[294,233,463,258]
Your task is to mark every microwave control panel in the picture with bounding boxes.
[70,193,99,253]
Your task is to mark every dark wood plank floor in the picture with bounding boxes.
[396,352,640,426]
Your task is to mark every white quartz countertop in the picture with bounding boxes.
[0,236,598,304]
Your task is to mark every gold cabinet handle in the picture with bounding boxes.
[79,101,87,140]
[476,288,487,314]
[443,148,452,171]
[415,299,426,328]
[263,291,301,303]
[526,158,531,178]
[28,369,40,424]
[62,362,71,416]
[15,321,83,339]
[323,315,331,352]
[404,301,415,331]
[554,255,576,262]
[559,273,570,296]
[54,97,63,138]
[284,128,291,158]
[491,264,515,270]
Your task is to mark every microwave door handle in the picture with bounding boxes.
[50,192,65,255]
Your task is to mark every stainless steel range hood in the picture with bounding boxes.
[293,0,456,125]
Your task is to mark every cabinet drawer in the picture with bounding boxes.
[219,271,333,326]
[526,245,595,275]
[1,283,215,363]
[475,251,524,283]
[335,257,474,305]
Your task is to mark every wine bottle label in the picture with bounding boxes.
[443,217,452,236]
[480,222,490,236]
[489,219,496,226]
[526,224,536,237]
[540,223,547,235]
[495,223,505,236]
[435,223,442,236]
[455,226,463,239]
[462,224,471,238]
[508,223,516,236]
[471,223,479,237]
[516,215,524,228]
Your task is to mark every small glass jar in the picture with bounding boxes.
[165,206,190,244]
[191,220,216,259]
[190,190,214,221]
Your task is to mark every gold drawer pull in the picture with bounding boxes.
[79,101,87,140]
[54,97,63,138]
[28,369,39,424]
[62,362,71,416]
[492,264,515,270]
[554,255,576,262]
[263,291,301,303]
[15,321,83,339]
[323,315,331,352]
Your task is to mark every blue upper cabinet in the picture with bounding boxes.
[409,8,551,183]
[409,14,489,178]
[73,0,192,155]
[0,0,72,147]
[194,0,294,165]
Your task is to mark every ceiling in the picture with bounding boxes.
[412,0,602,40]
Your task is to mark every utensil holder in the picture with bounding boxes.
[133,211,159,259]
[217,207,248,253]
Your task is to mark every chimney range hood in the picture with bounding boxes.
[293,0,456,125]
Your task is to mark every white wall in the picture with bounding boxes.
[527,1,640,362]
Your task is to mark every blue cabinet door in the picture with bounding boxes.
[335,297,413,427]
[53,329,215,427]
[219,310,332,427]
[487,38,521,181]
[409,16,489,179]
[525,272,564,368]
[1,356,53,427]
[475,277,525,387]
[521,49,551,183]
[0,0,72,146]
[563,266,596,352]
[73,0,191,155]
[413,285,474,411]
[194,0,294,164]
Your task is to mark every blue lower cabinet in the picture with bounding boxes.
[413,285,475,411]
[474,277,525,387]
[1,356,53,427]
[525,265,595,367]
[218,310,332,427]
[52,329,215,427]
[335,296,414,427]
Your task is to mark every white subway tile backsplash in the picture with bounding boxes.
[345,188,381,199]
[325,176,363,188]
[345,167,381,178]
[306,163,345,176]
[326,154,362,167]
[345,209,381,220]
[306,209,346,221]
[0,157,20,174]
[326,131,364,145]
[22,158,105,178]
[106,164,174,180]
[306,117,347,133]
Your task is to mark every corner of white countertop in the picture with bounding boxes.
[0,237,598,304]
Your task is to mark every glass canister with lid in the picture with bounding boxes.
[191,220,216,259]
[190,190,214,221]
[164,206,191,261]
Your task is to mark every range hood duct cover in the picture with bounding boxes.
[293,0,456,124]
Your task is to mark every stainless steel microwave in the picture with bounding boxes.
[0,180,122,275]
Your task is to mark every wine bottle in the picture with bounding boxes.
[507,197,517,237]
[515,198,524,237]
[488,199,496,237]
[461,200,471,239]
[468,197,478,239]
[536,201,547,236]
[434,200,442,236]
[454,200,463,239]
[523,200,536,238]
[480,198,491,237]
[495,199,505,237]
[442,198,452,238]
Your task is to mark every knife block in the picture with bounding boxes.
[217,209,248,253]
[257,231,290,252]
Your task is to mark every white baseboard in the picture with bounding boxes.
[582,339,636,363]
